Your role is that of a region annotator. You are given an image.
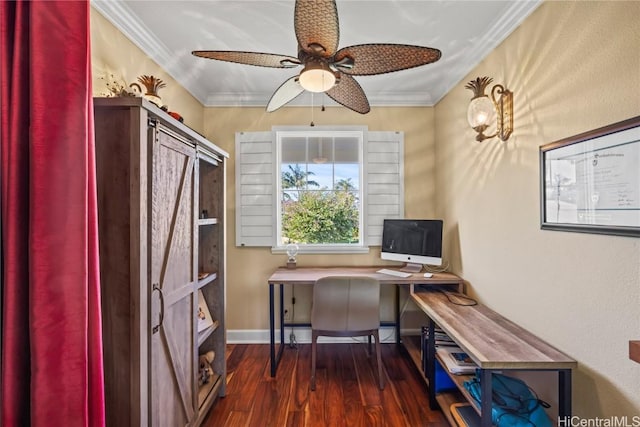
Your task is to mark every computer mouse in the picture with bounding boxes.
[423,272,433,278]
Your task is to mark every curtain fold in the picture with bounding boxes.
[1,1,105,426]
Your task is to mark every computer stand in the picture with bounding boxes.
[400,262,422,273]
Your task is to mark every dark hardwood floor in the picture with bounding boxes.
[202,343,447,427]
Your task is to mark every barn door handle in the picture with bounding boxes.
[152,283,164,334]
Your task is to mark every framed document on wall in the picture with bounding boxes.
[540,115,640,237]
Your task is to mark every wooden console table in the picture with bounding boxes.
[411,285,577,426]
[630,341,640,364]
[267,267,463,377]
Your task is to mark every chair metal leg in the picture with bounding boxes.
[374,330,384,390]
[311,330,317,391]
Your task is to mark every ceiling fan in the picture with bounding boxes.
[192,0,441,114]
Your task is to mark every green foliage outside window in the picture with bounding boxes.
[281,165,359,244]
[283,190,359,244]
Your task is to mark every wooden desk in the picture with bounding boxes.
[267,267,463,377]
[411,285,577,426]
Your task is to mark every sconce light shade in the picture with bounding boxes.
[467,95,496,129]
[465,76,513,142]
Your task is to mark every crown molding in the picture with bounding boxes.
[92,1,173,67]
[91,0,208,104]
[92,0,541,108]
[433,0,541,104]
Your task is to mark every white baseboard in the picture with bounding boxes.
[227,327,421,344]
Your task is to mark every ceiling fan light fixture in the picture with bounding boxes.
[194,1,441,114]
[299,60,336,93]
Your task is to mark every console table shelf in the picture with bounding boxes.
[410,285,577,426]
[631,341,640,364]
[401,335,423,376]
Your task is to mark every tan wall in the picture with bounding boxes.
[90,8,204,133]
[89,8,437,332]
[435,1,640,417]
[91,0,640,417]
[203,107,436,329]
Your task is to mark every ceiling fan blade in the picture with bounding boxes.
[334,44,441,75]
[326,74,370,114]
[294,0,339,57]
[192,51,301,68]
[266,76,305,112]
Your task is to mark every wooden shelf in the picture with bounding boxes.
[197,272,217,289]
[195,373,224,425]
[402,334,475,427]
[198,373,221,408]
[410,289,577,370]
[435,390,466,426]
[435,355,477,411]
[401,335,425,380]
[198,320,219,347]
[451,403,482,427]
[410,286,576,426]
[630,341,640,364]
[198,218,218,226]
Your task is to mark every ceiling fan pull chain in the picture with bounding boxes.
[310,93,315,127]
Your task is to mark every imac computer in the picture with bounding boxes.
[380,219,443,273]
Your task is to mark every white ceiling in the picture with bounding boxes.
[92,0,540,109]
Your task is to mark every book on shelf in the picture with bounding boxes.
[421,325,458,369]
[436,346,477,374]
[197,290,214,332]
[421,325,457,346]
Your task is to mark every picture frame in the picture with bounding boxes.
[539,115,640,237]
[197,290,214,332]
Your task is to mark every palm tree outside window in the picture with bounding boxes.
[278,131,363,247]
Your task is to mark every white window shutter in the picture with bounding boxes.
[235,131,275,247]
[365,131,404,246]
[236,129,403,248]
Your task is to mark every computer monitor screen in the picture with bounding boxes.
[380,219,443,270]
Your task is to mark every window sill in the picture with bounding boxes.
[271,245,370,255]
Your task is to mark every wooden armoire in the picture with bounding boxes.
[94,97,228,426]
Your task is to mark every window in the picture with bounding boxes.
[235,127,404,253]
[277,130,363,248]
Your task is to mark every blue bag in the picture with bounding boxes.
[463,370,552,427]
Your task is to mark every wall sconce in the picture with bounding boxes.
[465,76,513,142]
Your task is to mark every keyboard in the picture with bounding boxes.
[376,268,412,278]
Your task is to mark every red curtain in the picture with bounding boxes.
[1,1,105,426]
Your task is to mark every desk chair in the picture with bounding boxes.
[310,276,384,391]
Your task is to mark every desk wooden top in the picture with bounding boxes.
[268,266,464,286]
[411,287,577,370]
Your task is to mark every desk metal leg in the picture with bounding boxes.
[395,285,401,345]
[269,283,276,376]
[558,369,572,417]
[426,319,437,410]
[269,283,286,377]
[480,369,492,427]
[279,283,284,355]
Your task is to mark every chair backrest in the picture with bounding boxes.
[311,276,380,332]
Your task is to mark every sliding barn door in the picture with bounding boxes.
[148,124,197,427]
